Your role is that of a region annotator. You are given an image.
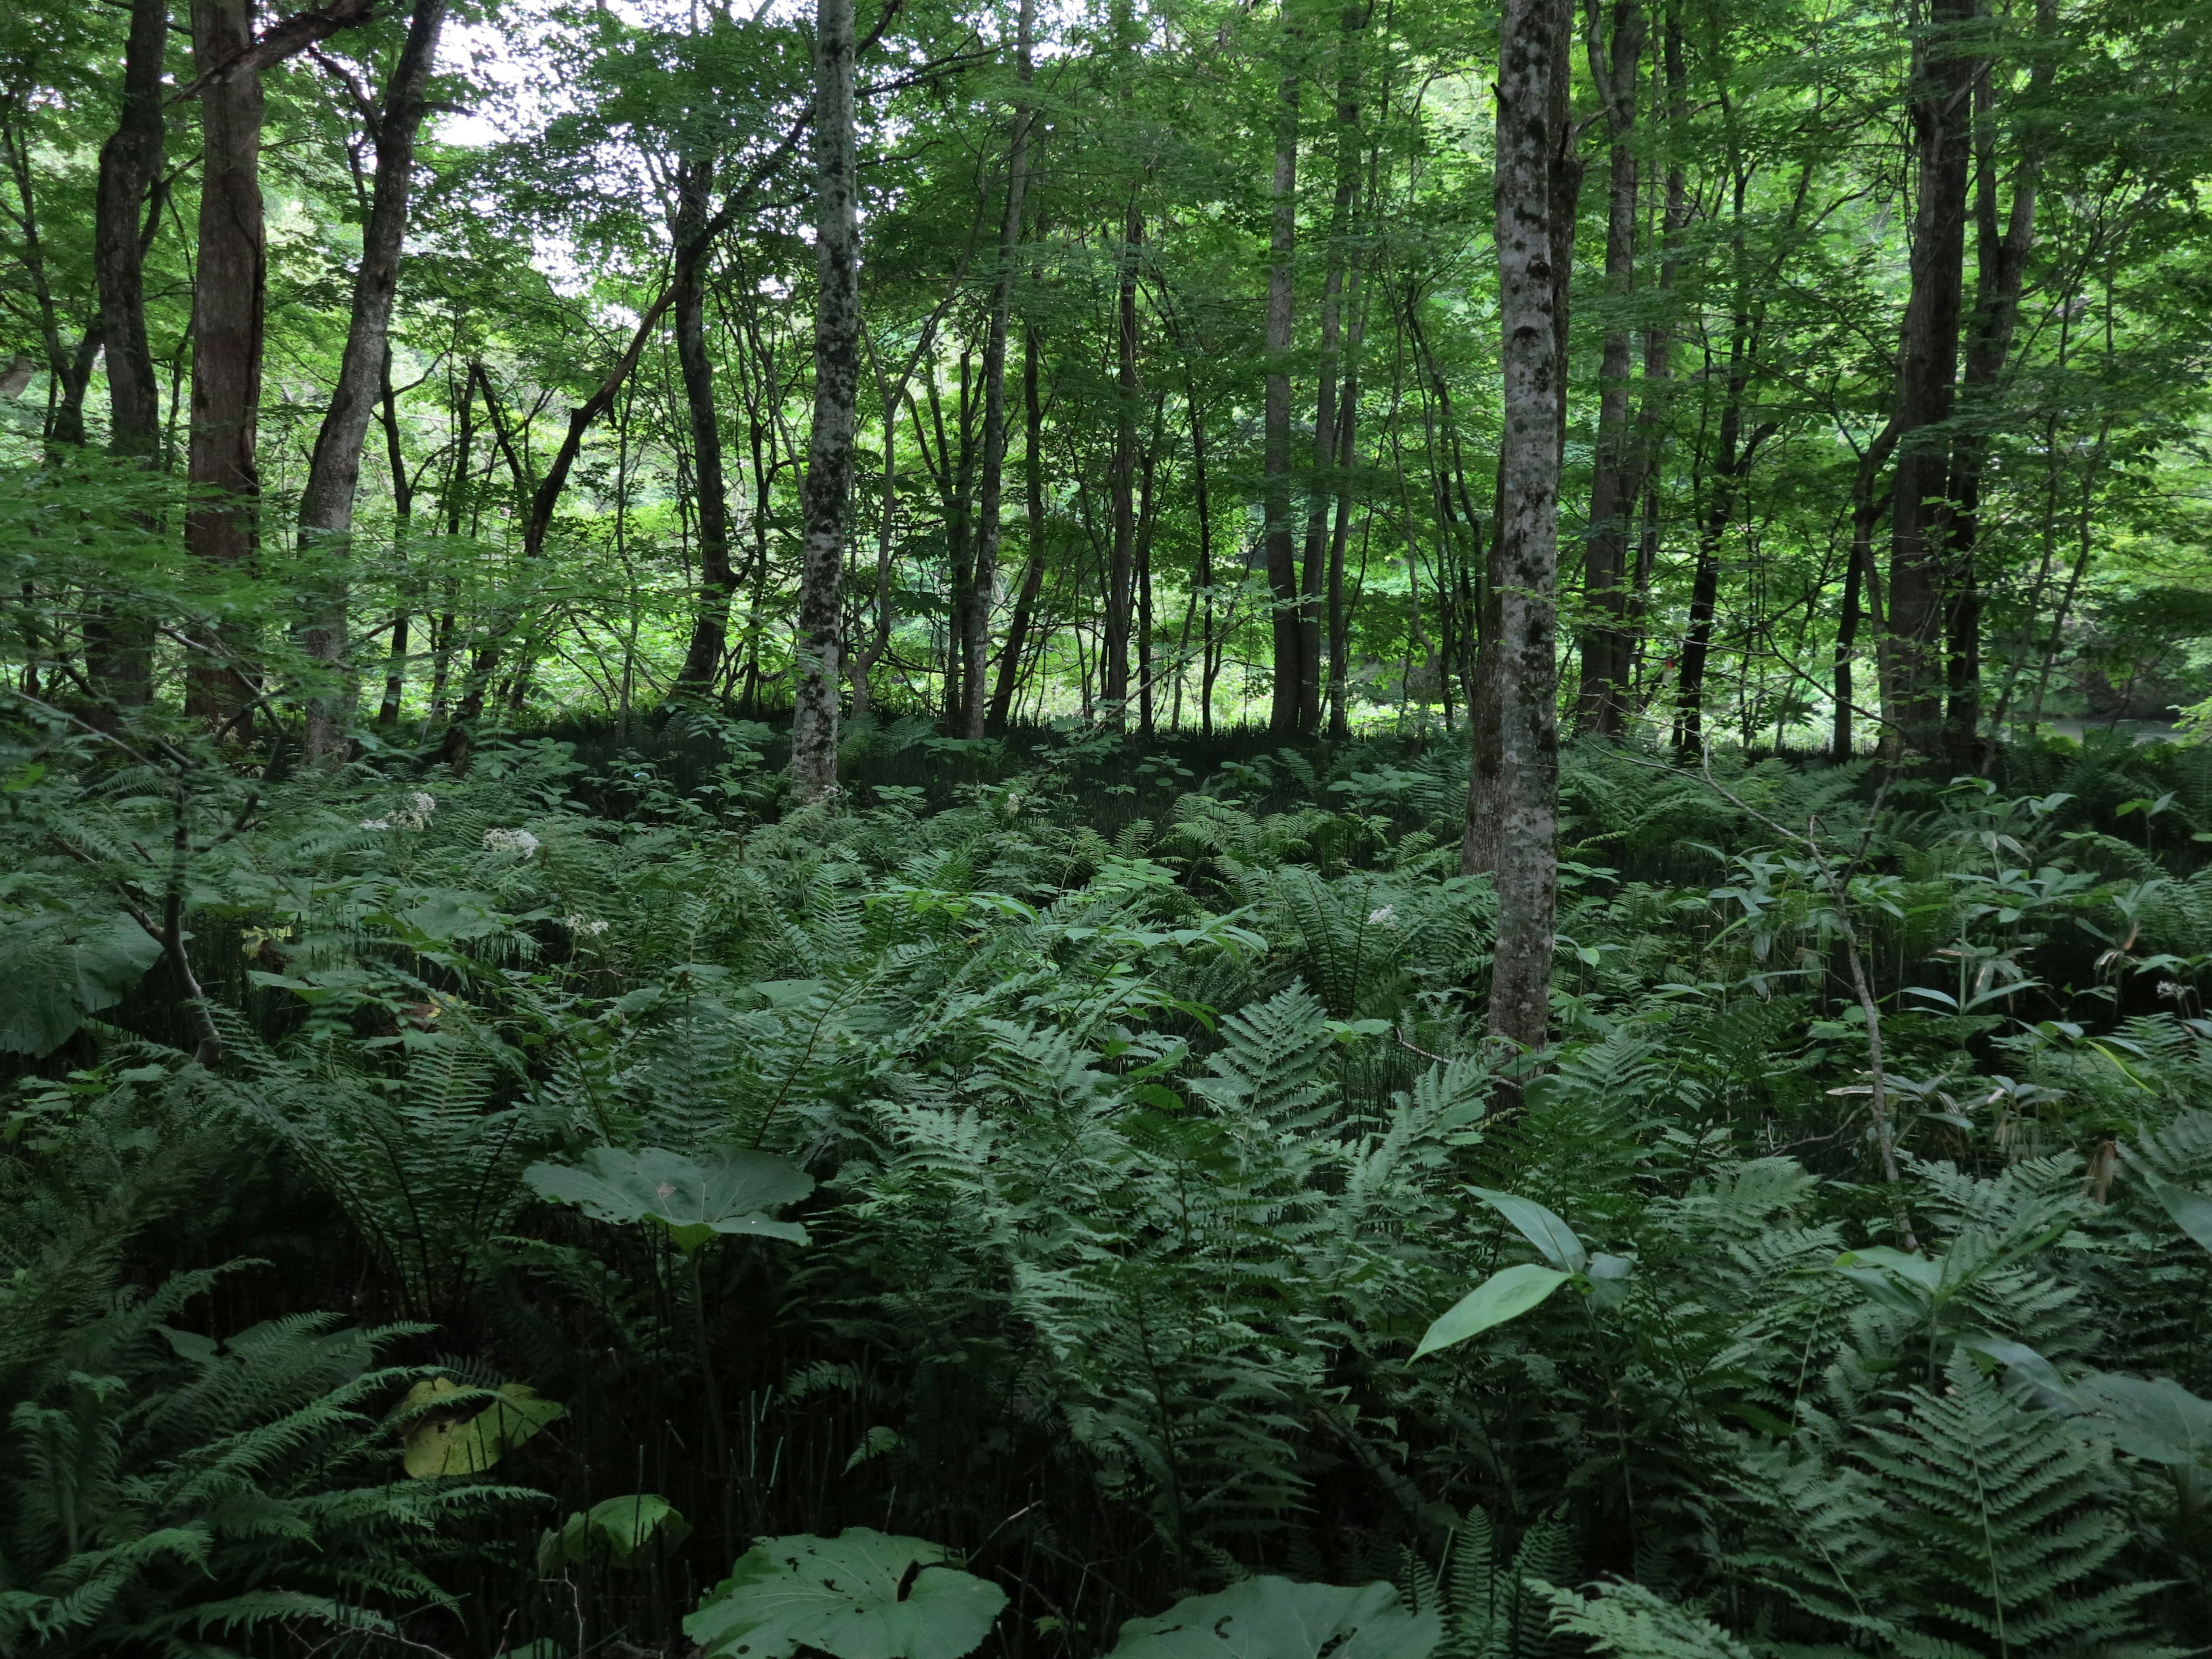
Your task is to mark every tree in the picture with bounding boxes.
[790,0,862,801]
[1468,0,1571,1055]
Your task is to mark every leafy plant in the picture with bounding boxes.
[525,1145,814,1252]
[1109,1578,1441,1659]
[685,1529,1007,1659]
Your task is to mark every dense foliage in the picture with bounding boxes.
[8,0,2212,1653]
[6,707,2212,1656]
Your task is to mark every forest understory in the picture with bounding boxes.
[6,713,2212,1659]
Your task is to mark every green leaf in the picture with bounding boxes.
[540,1494,691,1571]
[1107,1578,1440,1659]
[685,1529,1007,1659]
[1413,1264,1574,1358]
[525,1146,813,1253]
[1467,1187,1588,1272]
[2073,1373,2212,1467]
[402,1378,563,1478]
[2139,1172,2212,1256]
[0,914,164,1056]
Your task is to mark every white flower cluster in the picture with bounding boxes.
[361,792,436,833]
[565,915,609,937]
[1368,905,1397,927]
[483,827,541,857]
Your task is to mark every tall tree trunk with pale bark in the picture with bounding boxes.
[791,0,859,801]
[1465,0,1571,1057]
[183,0,266,731]
[298,0,449,762]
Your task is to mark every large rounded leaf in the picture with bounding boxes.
[685,1529,1007,1659]
[525,1146,813,1252]
[1413,1263,1573,1358]
[1108,1578,1440,1659]
[401,1378,564,1478]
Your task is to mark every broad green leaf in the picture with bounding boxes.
[539,1494,691,1571]
[1414,1264,1573,1358]
[1107,1578,1441,1659]
[0,914,164,1056]
[402,1378,563,1478]
[685,1529,1006,1659]
[525,1146,813,1253]
[1835,1247,1942,1315]
[2140,1173,2212,1256]
[1956,1335,2071,1403]
[2073,1373,2212,1467]
[1467,1187,1587,1273]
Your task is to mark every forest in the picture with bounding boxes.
[6,0,2212,1654]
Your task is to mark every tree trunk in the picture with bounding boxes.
[83,0,170,712]
[1834,421,1898,760]
[1465,0,1570,1059]
[298,0,449,762]
[183,0,267,732]
[790,0,859,801]
[1577,0,1643,736]
[965,0,1033,737]
[1881,0,1978,761]
[674,157,739,699]
[377,352,416,725]
[1302,5,1365,738]
[1105,206,1141,723]
[96,0,167,461]
[1263,40,1302,737]
[988,325,1047,730]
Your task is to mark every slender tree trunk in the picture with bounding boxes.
[1882,0,1978,761]
[1136,414,1158,734]
[183,0,266,731]
[1326,269,1365,739]
[675,158,739,698]
[790,0,859,800]
[1300,5,1365,738]
[1105,206,1141,722]
[1834,422,1898,760]
[988,325,1047,730]
[1465,0,1569,1058]
[1263,38,1302,736]
[1191,387,1219,736]
[1577,0,1643,736]
[1945,36,2037,764]
[84,0,169,711]
[965,0,1033,736]
[1623,6,1684,716]
[377,353,415,725]
[297,0,449,762]
[96,0,167,461]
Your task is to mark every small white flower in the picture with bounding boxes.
[565,915,609,937]
[483,827,540,857]
[410,791,437,817]
[360,818,391,831]
[2158,980,2185,1001]
[1368,906,1397,927]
